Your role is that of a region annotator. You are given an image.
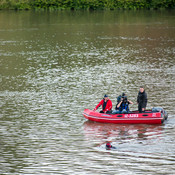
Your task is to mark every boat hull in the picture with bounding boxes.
[83,109,165,124]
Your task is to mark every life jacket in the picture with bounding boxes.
[119,102,129,112]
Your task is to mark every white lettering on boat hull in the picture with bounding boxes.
[124,114,139,118]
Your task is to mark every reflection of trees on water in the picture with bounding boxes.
[0,133,29,173]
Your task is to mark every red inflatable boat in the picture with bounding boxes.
[83,108,168,124]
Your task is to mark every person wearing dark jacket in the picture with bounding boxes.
[117,96,133,113]
[137,86,147,113]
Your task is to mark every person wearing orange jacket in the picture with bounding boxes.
[94,94,112,113]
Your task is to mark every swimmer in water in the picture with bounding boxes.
[106,142,116,150]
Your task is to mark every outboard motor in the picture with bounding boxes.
[152,107,168,120]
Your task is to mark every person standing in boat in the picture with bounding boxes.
[137,86,147,113]
[93,94,112,113]
[116,95,133,113]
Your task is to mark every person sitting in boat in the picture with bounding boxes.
[118,95,133,113]
[115,93,125,110]
[113,94,133,114]
[93,94,112,113]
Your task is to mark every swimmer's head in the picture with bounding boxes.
[106,142,112,148]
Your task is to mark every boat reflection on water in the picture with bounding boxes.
[83,121,163,147]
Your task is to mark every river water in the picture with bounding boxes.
[0,10,175,174]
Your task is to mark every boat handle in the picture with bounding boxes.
[116,115,123,117]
